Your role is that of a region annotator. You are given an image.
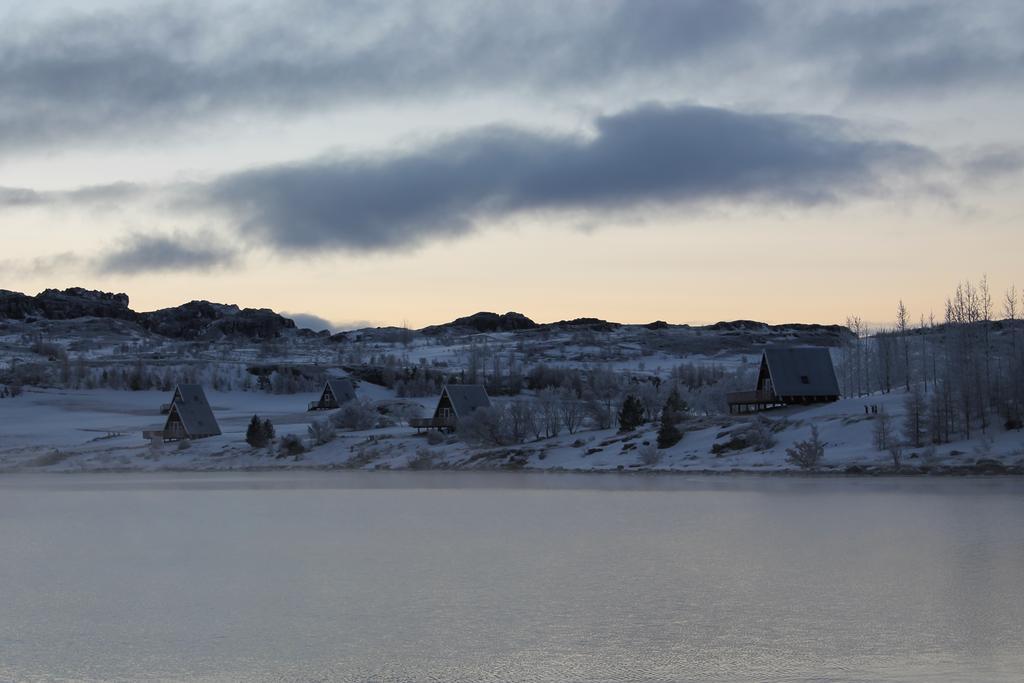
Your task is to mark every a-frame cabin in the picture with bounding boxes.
[410,384,491,431]
[309,378,357,411]
[727,347,840,413]
[155,384,221,440]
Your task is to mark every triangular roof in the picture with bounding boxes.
[762,347,840,398]
[325,378,356,404]
[441,384,491,417]
[166,384,221,436]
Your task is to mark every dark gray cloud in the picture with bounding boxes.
[0,0,761,151]
[800,2,1024,95]
[2,1,1020,152]
[203,103,934,252]
[96,231,238,274]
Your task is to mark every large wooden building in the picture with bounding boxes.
[411,384,492,432]
[146,384,221,440]
[727,347,840,414]
[308,378,357,411]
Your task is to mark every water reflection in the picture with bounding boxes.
[1,472,1021,682]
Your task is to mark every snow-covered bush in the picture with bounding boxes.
[406,447,436,470]
[331,401,378,431]
[277,434,305,459]
[425,429,445,445]
[748,418,777,450]
[307,418,337,446]
[458,407,512,447]
[639,444,662,466]
[786,426,825,470]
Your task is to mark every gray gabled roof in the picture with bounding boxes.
[762,347,840,398]
[167,384,221,436]
[325,378,356,404]
[442,384,491,417]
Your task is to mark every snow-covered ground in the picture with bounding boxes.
[2,385,1021,475]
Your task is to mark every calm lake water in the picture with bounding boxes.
[1,472,1022,682]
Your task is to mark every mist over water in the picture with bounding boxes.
[2,472,1022,682]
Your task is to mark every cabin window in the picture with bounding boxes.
[800,375,810,384]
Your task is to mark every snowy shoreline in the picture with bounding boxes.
[3,386,1022,477]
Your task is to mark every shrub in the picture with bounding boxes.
[745,418,777,451]
[307,418,337,446]
[786,426,825,470]
[277,434,306,459]
[332,401,378,431]
[458,407,512,447]
[30,449,71,468]
[425,429,445,445]
[889,442,903,469]
[407,447,436,470]
[639,444,662,466]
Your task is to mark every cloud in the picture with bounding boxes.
[963,147,1024,182]
[95,231,238,274]
[282,312,335,332]
[0,182,142,207]
[801,3,1024,96]
[8,1,1020,152]
[201,103,934,252]
[0,0,763,151]
[0,252,84,277]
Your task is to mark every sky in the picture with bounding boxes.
[1,0,1022,330]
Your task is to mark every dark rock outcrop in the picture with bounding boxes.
[0,287,295,340]
[139,301,295,340]
[421,311,538,335]
[0,290,38,320]
[543,317,621,332]
[0,287,134,321]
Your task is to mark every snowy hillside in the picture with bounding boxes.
[2,380,1021,476]
[2,287,1022,476]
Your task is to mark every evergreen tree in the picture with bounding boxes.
[262,418,276,444]
[656,407,683,448]
[246,415,267,447]
[618,394,644,432]
[656,390,685,448]
[664,387,687,415]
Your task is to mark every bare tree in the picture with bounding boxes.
[873,410,894,452]
[558,388,584,434]
[897,300,910,392]
[537,387,562,438]
[903,383,926,448]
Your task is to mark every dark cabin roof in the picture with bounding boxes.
[762,347,840,398]
[325,378,356,403]
[167,384,221,436]
[442,384,492,417]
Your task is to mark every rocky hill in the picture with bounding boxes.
[421,311,539,335]
[0,287,295,341]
